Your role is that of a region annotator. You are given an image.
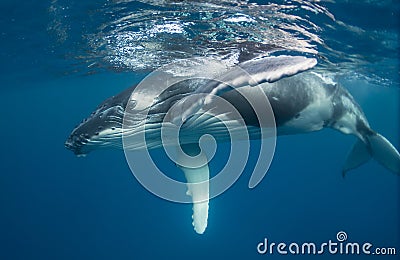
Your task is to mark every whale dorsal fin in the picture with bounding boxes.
[176,144,210,234]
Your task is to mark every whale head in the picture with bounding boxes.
[65,86,135,156]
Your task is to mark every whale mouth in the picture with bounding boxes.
[65,134,90,156]
[65,99,128,156]
[65,124,127,156]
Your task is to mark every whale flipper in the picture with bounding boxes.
[176,144,209,234]
[219,55,318,89]
[170,55,317,125]
[343,132,400,176]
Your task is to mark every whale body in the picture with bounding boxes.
[65,56,400,234]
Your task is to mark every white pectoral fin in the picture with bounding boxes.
[177,144,210,234]
[225,55,317,87]
[169,55,317,125]
[184,165,209,234]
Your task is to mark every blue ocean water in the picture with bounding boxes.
[0,1,399,259]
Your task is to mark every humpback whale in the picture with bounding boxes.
[65,56,400,234]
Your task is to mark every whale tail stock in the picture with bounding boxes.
[343,131,400,177]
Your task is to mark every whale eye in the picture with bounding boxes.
[129,99,137,110]
[295,113,300,119]
[111,127,116,130]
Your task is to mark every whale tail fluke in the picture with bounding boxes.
[343,132,400,177]
[367,133,400,174]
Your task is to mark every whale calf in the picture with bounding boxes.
[65,56,400,234]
